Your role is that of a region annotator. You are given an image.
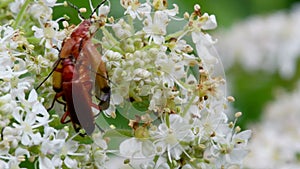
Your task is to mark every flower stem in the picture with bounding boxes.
[182,94,197,117]
[12,0,32,29]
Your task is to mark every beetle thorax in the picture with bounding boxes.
[71,20,92,39]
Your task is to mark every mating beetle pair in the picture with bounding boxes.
[37,0,110,135]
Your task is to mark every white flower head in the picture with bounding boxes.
[32,20,62,49]
[121,0,152,20]
[11,89,49,146]
[244,82,300,168]
[9,0,25,14]
[0,0,252,168]
[143,11,169,44]
[0,94,17,115]
[112,18,134,39]
[41,0,57,7]
[119,137,155,158]
[150,114,194,161]
[217,4,300,78]
[29,3,53,23]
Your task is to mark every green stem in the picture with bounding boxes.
[12,0,32,29]
[165,25,190,41]
[182,94,197,117]
[101,27,119,46]
[165,113,170,128]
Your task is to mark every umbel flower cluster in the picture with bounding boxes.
[216,3,300,79]
[0,0,251,168]
[245,81,300,169]
[244,81,300,169]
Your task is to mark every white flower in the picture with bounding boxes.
[163,4,179,18]
[32,20,62,49]
[154,51,186,86]
[98,4,110,16]
[11,89,49,146]
[26,89,50,123]
[210,130,251,168]
[0,0,253,168]
[0,62,27,80]
[0,94,17,115]
[121,0,151,20]
[41,0,57,7]
[91,132,108,168]
[39,156,55,169]
[192,105,228,144]
[0,160,8,169]
[188,9,218,65]
[216,4,300,78]
[0,25,17,50]
[3,147,29,169]
[29,3,53,23]
[133,68,152,81]
[192,31,218,64]
[143,11,169,44]
[51,140,80,168]
[200,13,217,30]
[9,0,25,14]
[150,114,194,161]
[244,82,300,168]
[140,160,170,169]
[112,19,133,39]
[119,138,155,158]
[40,128,84,169]
[12,109,42,146]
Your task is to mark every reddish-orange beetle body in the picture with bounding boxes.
[49,1,110,135]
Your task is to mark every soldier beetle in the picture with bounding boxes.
[37,0,110,135]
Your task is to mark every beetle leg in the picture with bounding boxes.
[97,86,111,111]
[61,111,71,124]
[47,92,65,111]
[0,127,4,140]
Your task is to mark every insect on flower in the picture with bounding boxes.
[37,0,110,135]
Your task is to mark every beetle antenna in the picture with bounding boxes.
[36,58,61,91]
[65,1,85,20]
[90,0,107,18]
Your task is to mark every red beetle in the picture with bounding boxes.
[38,0,110,135]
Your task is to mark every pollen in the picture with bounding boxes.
[194,4,201,12]
[79,8,87,13]
[235,112,242,118]
[110,124,116,129]
[235,126,241,132]
[227,96,235,102]
[62,21,69,28]
[184,12,190,19]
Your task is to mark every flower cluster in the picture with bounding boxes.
[99,0,251,168]
[216,3,300,79]
[0,0,252,168]
[0,0,108,168]
[244,81,300,168]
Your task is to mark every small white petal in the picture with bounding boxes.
[64,156,78,168]
[39,157,55,169]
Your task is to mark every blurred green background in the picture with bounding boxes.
[54,0,300,128]
[55,0,300,27]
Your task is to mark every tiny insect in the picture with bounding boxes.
[37,0,110,135]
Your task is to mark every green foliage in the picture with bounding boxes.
[54,0,298,27]
[228,59,300,128]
